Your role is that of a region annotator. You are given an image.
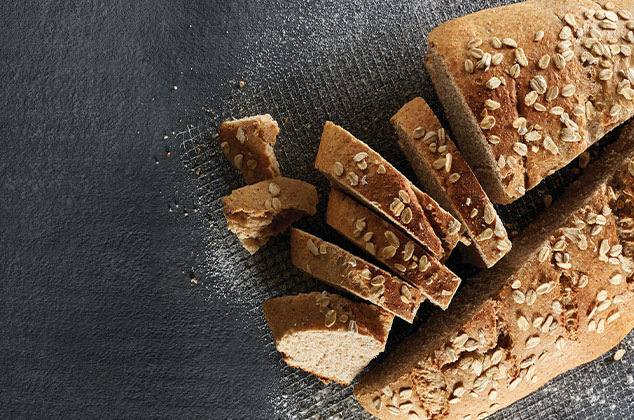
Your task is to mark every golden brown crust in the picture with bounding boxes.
[219,114,281,184]
[315,121,461,259]
[354,123,634,420]
[326,188,461,310]
[263,291,395,386]
[290,227,424,323]
[427,0,634,203]
[391,97,511,268]
[222,177,318,254]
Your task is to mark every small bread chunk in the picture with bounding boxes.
[315,121,461,260]
[218,114,280,184]
[290,228,424,323]
[354,123,634,420]
[222,177,318,254]
[326,188,461,309]
[391,97,511,268]
[263,291,394,386]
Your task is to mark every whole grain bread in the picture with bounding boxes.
[391,97,511,268]
[315,121,462,260]
[222,177,318,254]
[354,123,634,420]
[262,291,394,386]
[290,227,424,323]
[219,114,281,184]
[326,188,461,310]
[426,0,634,204]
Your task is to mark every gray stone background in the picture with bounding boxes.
[2,0,633,419]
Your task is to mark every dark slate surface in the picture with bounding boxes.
[2,1,633,419]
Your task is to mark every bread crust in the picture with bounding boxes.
[426,0,634,203]
[354,122,634,420]
[263,291,394,386]
[315,121,461,259]
[391,97,511,268]
[290,228,424,323]
[326,188,461,310]
[219,114,281,184]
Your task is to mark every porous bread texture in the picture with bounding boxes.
[326,188,461,310]
[222,176,318,254]
[426,0,634,203]
[290,227,424,323]
[391,97,511,268]
[354,122,634,420]
[315,121,462,260]
[218,114,281,184]
[263,291,394,386]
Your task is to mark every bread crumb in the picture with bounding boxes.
[239,80,245,87]
[614,348,626,361]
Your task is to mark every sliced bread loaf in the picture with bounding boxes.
[263,291,394,386]
[290,228,424,323]
[426,0,634,203]
[354,123,634,420]
[391,97,511,268]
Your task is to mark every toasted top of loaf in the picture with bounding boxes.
[222,176,318,254]
[316,121,459,259]
[391,97,511,268]
[290,227,424,323]
[355,123,634,420]
[326,188,461,310]
[263,291,394,385]
[219,114,281,184]
[427,0,634,203]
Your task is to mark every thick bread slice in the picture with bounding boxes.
[326,188,461,310]
[391,97,511,268]
[426,0,634,204]
[290,228,424,323]
[262,291,395,386]
[315,121,462,259]
[222,177,318,254]
[219,114,281,184]
[354,124,634,420]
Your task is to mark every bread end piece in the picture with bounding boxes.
[263,291,394,386]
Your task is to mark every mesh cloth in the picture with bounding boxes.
[175,0,634,417]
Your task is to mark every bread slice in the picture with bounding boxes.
[354,123,634,420]
[222,177,318,254]
[315,121,462,260]
[219,114,281,184]
[426,0,634,203]
[290,228,424,323]
[326,188,461,310]
[263,291,395,386]
[391,97,511,268]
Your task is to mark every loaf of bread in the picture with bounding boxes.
[426,0,634,204]
[262,291,394,386]
[391,97,511,268]
[219,114,281,184]
[315,121,462,260]
[222,177,318,254]
[290,228,424,323]
[354,124,634,420]
[326,188,461,310]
